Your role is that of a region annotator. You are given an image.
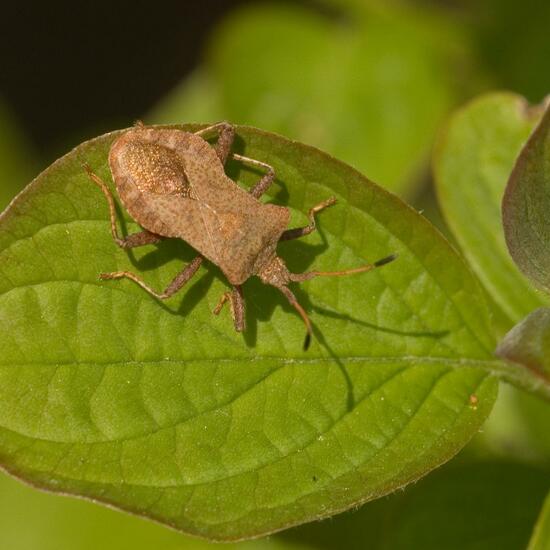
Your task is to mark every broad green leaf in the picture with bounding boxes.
[434,94,550,466]
[2,460,547,550]
[151,3,470,197]
[0,125,500,540]
[503,101,550,293]
[529,490,550,550]
[434,92,550,325]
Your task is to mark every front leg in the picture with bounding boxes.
[194,122,235,165]
[84,163,163,249]
[232,153,275,199]
[280,197,337,242]
[195,124,276,199]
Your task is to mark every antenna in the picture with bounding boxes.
[272,254,398,350]
[290,254,398,282]
[278,286,313,351]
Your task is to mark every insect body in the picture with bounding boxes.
[85,122,396,349]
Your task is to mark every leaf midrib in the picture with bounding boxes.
[0,210,493,358]
[0,355,504,368]
[0,355,498,454]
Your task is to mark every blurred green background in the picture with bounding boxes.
[1,1,550,548]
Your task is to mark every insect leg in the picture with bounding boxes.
[280,197,337,241]
[83,163,164,249]
[194,122,235,164]
[213,285,246,332]
[99,256,204,300]
[117,231,163,249]
[289,254,398,283]
[231,154,276,199]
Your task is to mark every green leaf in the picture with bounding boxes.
[435,93,550,464]
[503,101,550,293]
[529,490,550,550]
[490,309,550,446]
[151,2,470,197]
[0,125,499,540]
[496,308,550,391]
[434,92,550,325]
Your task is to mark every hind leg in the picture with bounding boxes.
[100,256,204,300]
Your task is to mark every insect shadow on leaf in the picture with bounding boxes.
[84,122,397,349]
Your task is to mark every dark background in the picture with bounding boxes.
[0,1,251,149]
[2,0,549,156]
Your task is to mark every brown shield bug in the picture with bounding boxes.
[84,122,397,349]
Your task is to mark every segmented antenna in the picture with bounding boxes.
[278,286,313,351]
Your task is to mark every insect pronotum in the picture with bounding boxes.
[84,122,397,349]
